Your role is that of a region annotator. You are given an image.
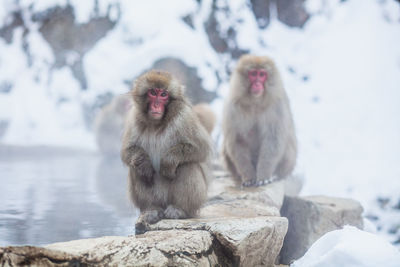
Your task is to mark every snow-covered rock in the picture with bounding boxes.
[280,195,364,264]
[292,226,400,267]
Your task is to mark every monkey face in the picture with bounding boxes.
[147,88,169,120]
[248,69,268,97]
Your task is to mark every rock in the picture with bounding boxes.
[276,0,310,28]
[204,0,248,58]
[1,217,287,266]
[250,0,271,29]
[1,231,217,266]
[151,57,217,104]
[49,230,217,266]
[143,216,288,267]
[279,195,364,264]
[0,11,26,44]
[0,246,77,266]
[248,0,310,29]
[0,175,289,267]
[133,177,289,266]
[33,5,119,89]
[208,176,286,210]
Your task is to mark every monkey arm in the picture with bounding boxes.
[256,123,286,182]
[226,135,257,185]
[121,144,155,185]
[160,142,207,180]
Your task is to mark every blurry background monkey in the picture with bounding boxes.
[94,94,132,156]
[222,55,297,187]
[193,103,216,135]
[121,70,213,229]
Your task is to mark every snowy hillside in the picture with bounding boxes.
[1,0,400,263]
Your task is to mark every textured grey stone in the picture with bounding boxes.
[208,176,286,211]
[151,57,217,105]
[280,195,364,264]
[1,217,287,267]
[145,216,288,267]
[1,231,216,267]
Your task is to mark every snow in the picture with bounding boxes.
[292,226,400,267]
[0,0,400,262]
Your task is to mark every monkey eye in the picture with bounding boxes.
[250,70,257,76]
[160,91,168,97]
[149,89,156,96]
[259,72,266,77]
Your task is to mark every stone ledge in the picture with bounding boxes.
[0,178,364,267]
[279,195,364,264]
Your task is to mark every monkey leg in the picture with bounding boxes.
[166,163,208,219]
[275,143,296,179]
[128,170,168,222]
[223,142,257,187]
[222,148,243,185]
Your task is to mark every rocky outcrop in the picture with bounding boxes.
[276,0,310,28]
[250,0,271,29]
[249,0,310,29]
[204,0,248,59]
[139,216,287,267]
[0,177,289,267]
[33,5,119,90]
[1,216,286,267]
[0,177,365,267]
[0,232,216,266]
[150,58,217,105]
[279,195,364,264]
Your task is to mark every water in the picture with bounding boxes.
[0,146,138,246]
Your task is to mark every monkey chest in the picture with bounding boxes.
[238,125,260,154]
[138,133,176,172]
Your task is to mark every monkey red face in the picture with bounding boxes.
[147,88,169,120]
[248,69,268,96]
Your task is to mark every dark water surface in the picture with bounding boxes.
[0,146,137,246]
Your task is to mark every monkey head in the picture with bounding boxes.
[233,55,279,99]
[132,70,185,122]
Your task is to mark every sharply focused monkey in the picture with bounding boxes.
[222,55,297,187]
[193,103,216,134]
[95,94,132,156]
[121,70,213,226]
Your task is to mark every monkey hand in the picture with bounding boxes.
[137,167,155,185]
[160,161,178,180]
[131,156,155,185]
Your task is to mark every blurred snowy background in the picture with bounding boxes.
[0,0,399,261]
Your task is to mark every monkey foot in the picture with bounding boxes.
[256,179,272,186]
[135,210,164,235]
[242,178,275,187]
[241,178,257,187]
[164,205,187,219]
[144,209,164,224]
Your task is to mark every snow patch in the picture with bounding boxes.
[292,226,400,267]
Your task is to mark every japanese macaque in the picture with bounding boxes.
[95,94,132,156]
[222,55,297,187]
[193,103,216,134]
[121,70,213,227]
